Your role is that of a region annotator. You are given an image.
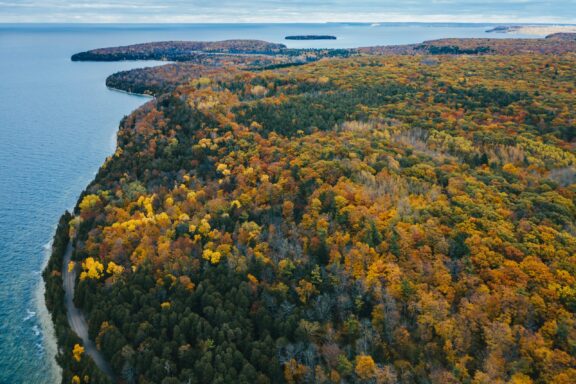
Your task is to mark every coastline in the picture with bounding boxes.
[35,240,62,384]
[41,84,154,383]
[42,213,115,383]
[106,85,156,98]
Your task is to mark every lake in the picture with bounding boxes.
[0,22,541,383]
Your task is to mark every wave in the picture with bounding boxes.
[33,238,62,383]
[23,309,36,321]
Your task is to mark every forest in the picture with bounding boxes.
[71,40,287,61]
[359,36,576,56]
[71,40,354,66]
[45,38,576,384]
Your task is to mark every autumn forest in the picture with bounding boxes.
[44,38,576,384]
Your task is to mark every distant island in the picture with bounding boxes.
[487,25,576,36]
[546,32,576,41]
[285,35,337,40]
[486,26,511,33]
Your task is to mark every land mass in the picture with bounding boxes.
[547,33,576,41]
[359,36,576,56]
[73,36,576,69]
[71,40,287,62]
[79,37,576,97]
[285,35,337,40]
[46,36,576,384]
[487,25,576,36]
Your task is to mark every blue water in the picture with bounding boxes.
[0,23,541,383]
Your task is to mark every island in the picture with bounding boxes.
[285,35,337,40]
[485,25,511,33]
[45,36,576,384]
[487,25,576,35]
[546,32,576,41]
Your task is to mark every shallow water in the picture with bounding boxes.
[0,22,540,383]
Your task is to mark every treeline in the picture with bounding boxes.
[424,45,492,55]
[105,64,237,96]
[359,37,576,55]
[71,40,287,62]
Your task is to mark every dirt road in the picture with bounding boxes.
[62,242,115,381]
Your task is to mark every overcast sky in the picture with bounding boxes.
[1,0,576,23]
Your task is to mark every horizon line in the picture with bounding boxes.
[2,21,576,25]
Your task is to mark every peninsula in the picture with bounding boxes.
[71,40,287,61]
[45,35,576,384]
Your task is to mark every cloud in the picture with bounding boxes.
[0,1,169,9]
[1,0,575,23]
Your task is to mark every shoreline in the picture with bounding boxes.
[35,239,62,384]
[106,85,156,98]
[41,82,155,383]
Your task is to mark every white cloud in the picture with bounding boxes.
[1,0,575,23]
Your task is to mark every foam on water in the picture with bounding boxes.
[23,309,36,322]
[35,239,62,384]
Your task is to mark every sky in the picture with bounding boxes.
[1,0,576,23]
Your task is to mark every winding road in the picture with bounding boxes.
[62,242,116,381]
